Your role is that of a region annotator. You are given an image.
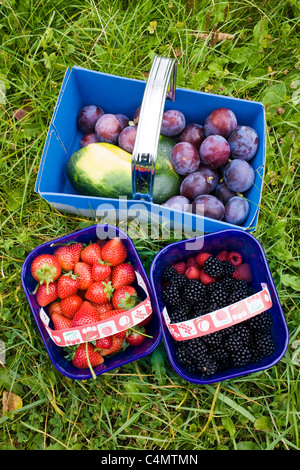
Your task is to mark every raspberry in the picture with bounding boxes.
[216,250,229,261]
[233,263,252,282]
[185,266,201,280]
[228,251,243,267]
[199,269,215,285]
[195,252,212,267]
[186,257,197,268]
[171,261,186,275]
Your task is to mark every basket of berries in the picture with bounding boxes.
[150,229,289,384]
[21,224,161,380]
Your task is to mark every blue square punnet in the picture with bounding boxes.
[35,65,266,234]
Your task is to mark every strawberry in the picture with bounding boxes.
[185,266,201,280]
[195,252,212,267]
[71,301,100,327]
[53,245,76,271]
[74,262,93,290]
[101,237,127,267]
[199,269,215,285]
[72,342,104,369]
[111,263,135,290]
[31,254,61,292]
[52,312,72,330]
[57,272,80,299]
[80,243,102,266]
[232,263,252,282]
[216,250,229,261]
[112,286,138,310]
[99,336,124,356]
[92,260,111,282]
[69,242,83,265]
[60,294,83,319]
[48,300,62,317]
[171,261,186,275]
[114,329,127,340]
[36,281,58,307]
[91,301,113,315]
[228,251,243,267]
[126,326,146,346]
[99,309,124,321]
[95,336,113,350]
[85,281,114,304]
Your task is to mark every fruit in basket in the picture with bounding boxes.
[118,125,137,153]
[170,142,200,175]
[52,312,73,330]
[66,136,182,204]
[224,159,255,193]
[192,194,225,220]
[60,294,83,319]
[224,196,250,225]
[77,105,104,133]
[57,272,80,299]
[72,342,104,369]
[74,262,93,290]
[204,107,237,138]
[95,113,122,144]
[80,242,102,266]
[228,125,258,161]
[126,326,146,346]
[111,263,136,289]
[112,285,138,310]
[199,135,230,169]
[179,123,205,149]
[92,261,111,282]
[215,182,236,204]
[115,114,129,130]
[85,280,114,304]
[163,195,191,212]
[31,254,61,291]
[80,133,98,148]
[71,300,100,327]
[36,281,58,307]
[161,109,186,137]
[101,237,127,267]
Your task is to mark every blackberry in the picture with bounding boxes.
[207,281,229,309]
[231,323,251,345]
[186,337,208,360]
[229,281,249,303]
[252,333,275,361]
[170,273,188,290]
[220,276,236,293]
[223,330,244,352]
[162,284,181,308]
[246,311,273,333]
[201,355,219,376]
[182,279,207,306]
[204,256,224,278]
[169,303,191,323]
[202,330,224,349]
[162,266,177,282]
[231,345,252,367]
[222,260,234,277]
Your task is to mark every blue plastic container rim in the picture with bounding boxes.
[149,229,289,384]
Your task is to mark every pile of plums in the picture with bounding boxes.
[77,104,259,226]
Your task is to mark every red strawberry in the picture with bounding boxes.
[31,254,61,291]
[72,342,104,369]
[228,251,243,267]
[114,329,127,340]
[96,239,107,248]
[99,308,124,321]
[92,301,113,315]
[69,242,83,264]
[185,266,201,280]
[80,243,102,266]
[111,263,135,290]
[48,301,62,317]
[36,281,58,307]
[71,301,100,327]
[53,245,76,271]
[85,281,114,304]
[60,294,83,319]
[232,263,252,282]
[112,286,138,310]
[92,260,111,282]
[199,269,215,285]
[95,336,113,350]
[216,250,229,262]
[171,261,186,275]
[99,336,124,356]
[57,272,80,299]
[74,262,93,290]
[101,237,127,267]
[52,312,72,330]
[195,252,212,267]
[126,326,146,346]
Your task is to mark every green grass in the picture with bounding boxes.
[0,0,299,451]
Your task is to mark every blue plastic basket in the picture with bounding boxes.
[35,62,266,234]
[21,224,162,380]
[150,229,289,384]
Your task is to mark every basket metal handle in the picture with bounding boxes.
[131,55,178,202]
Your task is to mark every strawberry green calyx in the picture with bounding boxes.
[101,280,114,301]
[117,291,137,310]
[34,262,59,294]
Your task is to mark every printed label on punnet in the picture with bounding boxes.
[39,271,152,347]
[163,283,272,341]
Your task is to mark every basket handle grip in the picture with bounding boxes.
[131,55,178,202]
